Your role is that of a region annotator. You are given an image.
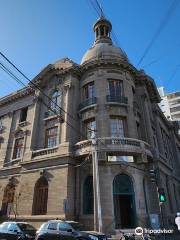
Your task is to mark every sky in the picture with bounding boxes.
[0,0,180,97]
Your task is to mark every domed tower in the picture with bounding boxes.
[81,17,128,64]
[75,17,153,232]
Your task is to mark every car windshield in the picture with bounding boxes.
[69,222,85,231]
[0,223,11,231]
[17,223,36,232]
[39,223,48,231]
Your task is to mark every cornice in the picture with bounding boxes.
[80,59,137,76]
[135,71,161,103]
[0,87,35,107]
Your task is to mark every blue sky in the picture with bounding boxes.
[0,0,179,97]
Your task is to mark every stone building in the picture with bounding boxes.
[0,17,180,233]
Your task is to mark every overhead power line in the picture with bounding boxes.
[137,0,180,67]
[0,52,78,123]
[87,0,124,49]
[88,0,101,16]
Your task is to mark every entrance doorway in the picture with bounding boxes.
[113,174,136,229]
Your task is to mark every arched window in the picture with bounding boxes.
[83,176,94,214]
[32,177,48,215]
[50,90,62,113]
[1,184,15,216]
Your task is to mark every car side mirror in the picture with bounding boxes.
[67,229,72,232]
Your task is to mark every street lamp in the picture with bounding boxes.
[91,138,103,233]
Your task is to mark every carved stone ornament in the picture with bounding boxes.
[14,128,26,138]
[64,82,72,91]
[8,176,19,186]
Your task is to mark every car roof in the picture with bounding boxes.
[66,221,79,223]
[2,222,29,224]
[48,220,66,222]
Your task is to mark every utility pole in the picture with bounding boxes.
[92,138,103,232]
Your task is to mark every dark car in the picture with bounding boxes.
[66,221,107,240]
[36,220,80,240]
[36,220,107,240]
[0,221,36,240]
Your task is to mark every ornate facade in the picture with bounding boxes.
[0,17,180,233]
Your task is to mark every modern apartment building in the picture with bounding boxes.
[0,17,180,233]
[158,87,180,134]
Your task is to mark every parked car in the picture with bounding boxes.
[0,221,36,240]
[66,221,107,240]
[36,220,80,240]
[36,220,107,240]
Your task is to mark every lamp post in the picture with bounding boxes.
[91,138,103,232]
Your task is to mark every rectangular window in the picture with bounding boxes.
[13,138,24,159]
[108,80,123,96]
[83,82,95,99]
[108,155,134,162]
[85,120,96,139]
[110,118,125,138]
[19,107,28,123]
[46,127,58,148]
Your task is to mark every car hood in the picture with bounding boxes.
[81,231,106,236]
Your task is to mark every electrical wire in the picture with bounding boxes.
[0,51,78,123]
[87,0,124,50]
[88,0,101,17]
[137,0,180,67]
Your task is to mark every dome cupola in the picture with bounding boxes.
[93,17,112,44]
[81,17,128,64]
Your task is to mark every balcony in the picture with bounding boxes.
[106,95,128,104]
[44,110,57,118]
[44,110,64,122]
[32,146,58,158]
[74,137,152,159]
[78,97,97,111]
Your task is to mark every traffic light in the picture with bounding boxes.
[149,169,157,183]
[158,188,166,203]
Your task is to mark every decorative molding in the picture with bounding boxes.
[0,87,34,107]
[14,128,30,138]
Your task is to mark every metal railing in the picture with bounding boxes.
[44,110,60,118]
[78,97,97,110]
[106,95,128,104]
